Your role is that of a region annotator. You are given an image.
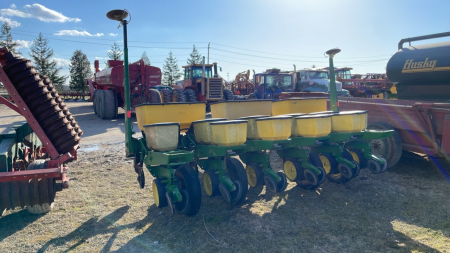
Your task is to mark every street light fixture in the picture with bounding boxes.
[106,9,134,156]
[325,48,341,112]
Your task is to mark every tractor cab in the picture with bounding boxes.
[182,61,224,102]
[253,69,295,99]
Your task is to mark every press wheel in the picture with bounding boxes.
[283,158,303,181]
[202,170,220,197]
[174,164,201,216]
[276,172,288,192]
[367,159,382,174]
[225,158,248,204]
[264,175,277,193]
[246,163,264,188]
[152,178,168,208]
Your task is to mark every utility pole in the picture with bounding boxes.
[207,42,210,64]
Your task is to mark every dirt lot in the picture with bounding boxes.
[1,102,450,253]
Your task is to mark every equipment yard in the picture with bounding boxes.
[1,102,450,253]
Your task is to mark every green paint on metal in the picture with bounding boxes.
[218,174,236,191]
[328,56,339,113]
[122,20,134,157]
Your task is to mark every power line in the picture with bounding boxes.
[12,32,207,50]
[211,42,392,59]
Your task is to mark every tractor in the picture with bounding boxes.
[172,57,234,103]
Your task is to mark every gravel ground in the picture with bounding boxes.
[1,102,450,253]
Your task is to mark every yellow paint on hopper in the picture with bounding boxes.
[238,115,270,140]
[192,118,227,144]
[272,98,327,116]
[210,100,272,120]
[135,103,206,131]
[295,115,331,138]
[331,111,367,133]
[210,120,248,146]
[255,116,292,141]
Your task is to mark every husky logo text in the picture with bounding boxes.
[402,58,437,73]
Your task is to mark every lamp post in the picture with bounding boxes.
[325,48,341,113]
[106,9,133,157]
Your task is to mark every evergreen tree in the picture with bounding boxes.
[0,21,20,56]
[29,33,67,91]
[141,51,151,65]
[107,42,123,61]
[162,51,182,85]
[105,42,123,68]
[69,50,92,93]
[311,64,316,68]
[187,45,202,65]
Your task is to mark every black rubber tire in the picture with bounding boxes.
[184,88,198,102]
[321,154,350,184]
[160,89,172,103]
[171,89,187,102]
[223,89,234,101]
[225,158,248,204]
[203,170,220,197]
[283,158,304,182]
[174,164,201,216]
[367,122,402,168]
[348,149,367,169]
[246,163,264,188]
[148,89,162,104]
[100,90,118,119]
[152,178,168,208]
[367,159,382,174]
[276,172,288,192]
[93,90,99,115]
[27,159,47,170]
[338,163,353,179]
[343,149,360,178]
[304,169,318,186]
[264,175,277,193]
[96,90,103,118]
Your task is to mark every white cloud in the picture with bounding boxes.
[54,30,104,37]
[0,4,81,23]
[10,4,16,9]
[108,33,118,37]
[0,16,21,27]
[15,40,32,49]
[53,57,70,67]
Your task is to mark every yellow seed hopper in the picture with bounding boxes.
[210,120,248,146]
[135,102,206,132]
[272,98,327,116]
[210,100,272,120]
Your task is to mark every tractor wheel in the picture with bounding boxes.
[367,159,382,174]
[202,170,220,197]
[174,164,201,216]
[367,122,402,168]
[264,175,277,193]
[184,88,198,102]
[152,178,168,208]
[148,89,162,104]
[100,90,118,119]
[223,89,234,101]
[225,157,248,204]
[160,89,172,103]
[171,89,187,102]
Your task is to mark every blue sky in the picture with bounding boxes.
[1,0,449,84]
